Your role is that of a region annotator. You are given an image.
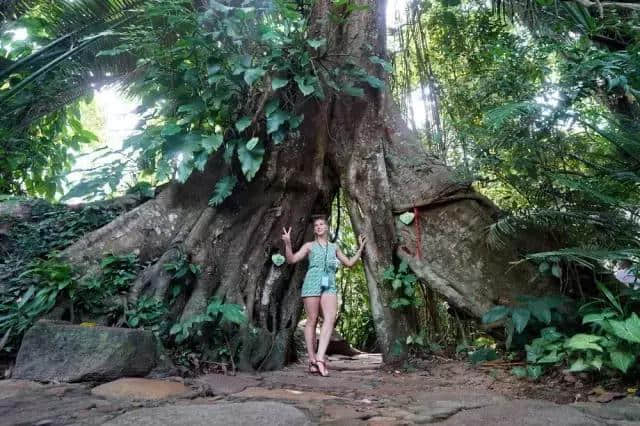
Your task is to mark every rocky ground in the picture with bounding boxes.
[2,353,639,425]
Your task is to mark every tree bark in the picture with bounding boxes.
[61,0,551,369]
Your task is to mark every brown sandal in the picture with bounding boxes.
[316,359,329,377]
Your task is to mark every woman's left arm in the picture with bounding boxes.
[336,235,366,268]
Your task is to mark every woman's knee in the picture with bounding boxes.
[306,316,318,327]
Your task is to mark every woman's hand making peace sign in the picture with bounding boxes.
[281,227,292,245]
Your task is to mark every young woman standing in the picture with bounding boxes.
[282,217,366,377]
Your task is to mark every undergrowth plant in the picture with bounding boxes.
[482,295,575,349]
[169,298,247,371]
[163,250,201,305]
[500,283,640,379]
[383,261,422,310]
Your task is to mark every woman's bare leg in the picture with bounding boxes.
[303,296,321,367]
[316,292,338,374]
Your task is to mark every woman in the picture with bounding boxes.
[282,216,366,377]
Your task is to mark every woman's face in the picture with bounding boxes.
[313,219,327,237]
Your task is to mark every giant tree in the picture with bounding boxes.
[1,0,548,369]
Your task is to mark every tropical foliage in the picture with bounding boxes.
[390,0,640,376]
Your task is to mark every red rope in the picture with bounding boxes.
[414,206,422,260]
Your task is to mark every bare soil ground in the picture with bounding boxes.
[1,354,639,425]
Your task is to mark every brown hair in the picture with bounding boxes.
[310,214,328,224]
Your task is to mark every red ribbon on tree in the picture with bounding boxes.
[414,206,422,260]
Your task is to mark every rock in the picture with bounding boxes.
[407,390,507,423]
[0,379,44,399]
[13,320,170,382]
[439,399,601,425]
[232,386,338,402]
[102,402,311,426]
[573,398,640,422]
[295,319,361,357]
[194,373,260,395]
[91,378,191,400]
[367,417,403,426]
[321,402,368,423]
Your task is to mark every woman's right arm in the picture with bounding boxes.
[282,227,311,264]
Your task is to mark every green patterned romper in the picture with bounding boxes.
[301,241,338,297]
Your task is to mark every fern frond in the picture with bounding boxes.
[484,101,539,129]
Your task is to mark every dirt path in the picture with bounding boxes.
[1,354,639,425]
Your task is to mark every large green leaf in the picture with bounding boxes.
[272,254,285,266]
[608,313,640,343]
[596,282,623,315]
[244,67,265,86]
[294,75,315,96]
[564,334,603,352]
[610,350,636,373]
[582,310,617,325]
[482,306,510,324]
[271,77,289,90]
[201,134,223,154]
[267,110,289,134]
[208,175,237,207]
[512,307,531,334]
[369,55,393,73]
[235,116,252,133]
[343,85,364,97]
[362,75,384,89]
[237,139,265,181]
[469,348,498,365]
[528,300,552,324]
[399,212,414,225]
[219,303,247,325]
[289,114,304,129]
[306,38,326,49]
[569,358,589,372]
[246,137,259,151]
[161,122,182,137]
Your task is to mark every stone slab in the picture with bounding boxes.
[194,373,260,395]
[232,386,339,402]
[573,397,640,422]
[91,378,191,400]
[102,401,311,426]
[440,399,602,425]
[0,379,44,399]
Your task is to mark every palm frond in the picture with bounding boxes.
[486,208,637,249]
[1,0,143,129]
[524,248,640,269]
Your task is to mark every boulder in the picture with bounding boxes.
[13,320,173,382]
[294,319,360,358]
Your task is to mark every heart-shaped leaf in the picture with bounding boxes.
[307,38,326,49]
[399,212,415,225]
[271,77,289,90]
[235,116,252,132]
[246,137,259,151]
[272,254,285,266]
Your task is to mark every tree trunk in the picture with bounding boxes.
[62,0,551,370]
